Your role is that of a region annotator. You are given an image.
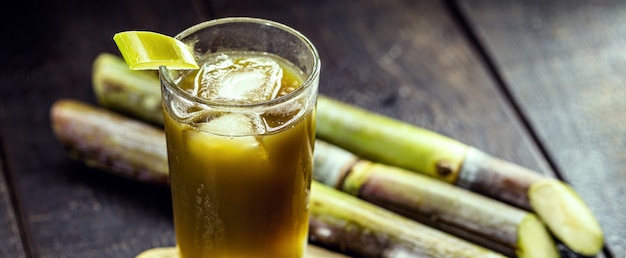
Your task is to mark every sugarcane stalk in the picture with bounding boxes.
[91,52,603,256]
[92,52,164,125]
[50,99,508,258]
[314,140,558,258]
[51,98,169,185]
[309,181,508,258]
[315,96,603,257]
[315,97,495,205]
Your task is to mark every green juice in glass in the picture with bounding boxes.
[162,51,315,258]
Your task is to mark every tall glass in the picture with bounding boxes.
[159,18,320,258]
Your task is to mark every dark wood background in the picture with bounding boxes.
[1,0,624,257]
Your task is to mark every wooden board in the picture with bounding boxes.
[0,157,26,258]
[0,0,568,257]
[458,1,626,257]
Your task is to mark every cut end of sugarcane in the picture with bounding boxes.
[135,247,179,258]
[529,179,604,256]
[516,214,559,258]
[113,31,199,70]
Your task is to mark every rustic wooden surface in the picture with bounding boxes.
[0,158,25,257]
[458,1,626,257]
[0,0,622,257]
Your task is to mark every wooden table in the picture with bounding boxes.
[2,0,624,257]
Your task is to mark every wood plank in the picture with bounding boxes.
[0,0,203,257]
[0,152,27,258]
[457,1,626,257]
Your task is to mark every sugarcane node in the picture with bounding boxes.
[436,160,454,177]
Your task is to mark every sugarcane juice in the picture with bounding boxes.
[163,52,314,257]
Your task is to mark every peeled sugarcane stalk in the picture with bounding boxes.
[50,99,507,258]
[314,140,557,258]
[90,52,603,256]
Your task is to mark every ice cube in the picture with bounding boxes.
[168,96,205,122]
[194,53,283,104]
[197,113,265,136]
[186,113,269,164]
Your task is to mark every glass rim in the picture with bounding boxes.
[160,17,320,109]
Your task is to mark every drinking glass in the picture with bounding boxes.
[159,17,320,258]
